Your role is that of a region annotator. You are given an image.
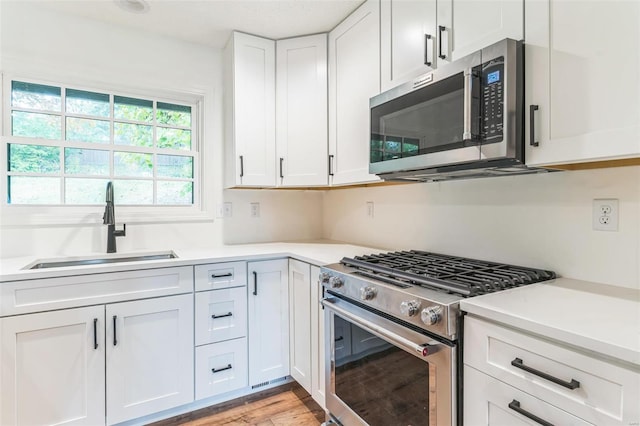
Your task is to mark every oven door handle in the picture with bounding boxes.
[323,297,441,358]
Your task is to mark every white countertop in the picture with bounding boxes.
[0,240,382,282]
[460,278,640,367]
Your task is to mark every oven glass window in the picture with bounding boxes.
[370,73,472,163]
[333,316,434,424]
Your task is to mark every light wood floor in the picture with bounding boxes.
[151,382,325,426]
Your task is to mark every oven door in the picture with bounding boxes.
[323,296,456,426]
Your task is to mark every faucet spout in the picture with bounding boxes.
[103,181,126,253]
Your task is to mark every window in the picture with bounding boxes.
[5,80,198,206]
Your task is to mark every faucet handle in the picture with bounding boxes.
[114,223,126,237]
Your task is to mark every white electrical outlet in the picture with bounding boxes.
[593,199,618,231]
[250,202,260,218]
[366,201,374,218]
[223,202,233,218]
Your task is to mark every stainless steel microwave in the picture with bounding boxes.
[370,39,546,182]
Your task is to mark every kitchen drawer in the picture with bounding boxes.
[0,267,193,316]
[195,287,247,345]
[464,365,593,426]
[195,261,247,291]
[195,338,248,400]
[465,316,640,425]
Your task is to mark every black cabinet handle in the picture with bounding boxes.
[335,336,344,342]
[212,364,233,374]
[93,318,98,350]
[530,105,540,146]
[211,272,233,279]
[328,154,334,176]
[424,34,432,66]
[112,315,117,346]
[279,157,284,178]
[253,271,258,296]
[239,155,244,177]
[511,358,580,390]
[508,400,554,426]
[438,26,447,59]
[212,312,233,319]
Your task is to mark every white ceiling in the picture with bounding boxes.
[36,0,365,48]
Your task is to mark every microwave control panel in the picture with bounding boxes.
[481,57,504,142]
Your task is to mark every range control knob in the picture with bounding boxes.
[360,286,376,301]
[328,276,344,289]
[319,272,331,284]
[400,300,421,317]
[421,306,443,326]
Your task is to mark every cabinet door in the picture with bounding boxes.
[0,306,105,426]
[437,0,523,63]
[328,0,381,185]
[380,0,437,91]
[226,31,276,187]
[106,294,194,425]
[288,259,312,392]
[247,259,289,386]
[309,265,326,408]
[276,35,328,187]
[525,0,640,166]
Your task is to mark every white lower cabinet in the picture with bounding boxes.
[464,315,640,426]
[248,259,290,387]
[195,338,248,400]
[289,259,312,392]
[1,294,194,426]
[464,365,592,426]
[0,305,106,426]
[309,265,325,408]
[106,294,194,425]
[195,286,247,345]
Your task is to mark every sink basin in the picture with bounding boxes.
[26,251,178,270]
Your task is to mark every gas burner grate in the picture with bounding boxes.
[341,250,555,297]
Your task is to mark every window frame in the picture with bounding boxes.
[0,73,211,225]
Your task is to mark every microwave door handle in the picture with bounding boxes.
[463,68,473,141]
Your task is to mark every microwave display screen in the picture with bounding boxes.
[487,70,500,84]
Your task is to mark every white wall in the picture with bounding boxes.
[0,2,323,258]
[323,166,640,289]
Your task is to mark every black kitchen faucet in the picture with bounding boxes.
[103,181,126,253]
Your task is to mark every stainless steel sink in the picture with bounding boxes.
[26,251,178,270]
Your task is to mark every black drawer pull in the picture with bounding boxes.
[212,312,233,319]
[511,358,580,390]
[508,400,554,426]
[112,315,118,346]
[211,272,233,279]
[93,318,98,350]
[212,364,232,374]
[335,336,344,342]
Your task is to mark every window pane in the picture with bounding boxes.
[157,128,191,150]
[8,144,60,173]
[114,122,152,147]
[157,102,191,127]
[12,111,62,140]
[157,181,193,205]
[65,148,109,175]
[66,117,110,143]
[11,81,61,111]
[114,152,153,177]
[114,96,153,122]
[8,176,60,204]
[65,178,109,204]
[66,89,110,117]
[113,180,153,204]
[157,155,193,178]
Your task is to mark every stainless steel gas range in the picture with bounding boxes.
[320,250,555,426]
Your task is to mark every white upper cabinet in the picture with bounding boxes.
[329,0,381,185]
[276,35,328,186]
[380,0,437,91]
[525,0,640,167]
[225,31,276,187]
[437,0,524,63]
